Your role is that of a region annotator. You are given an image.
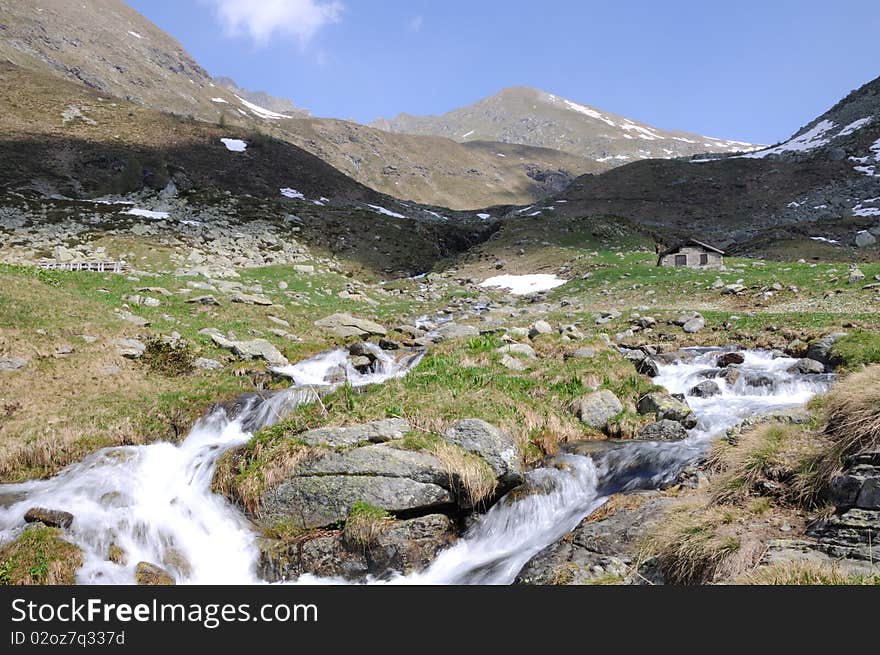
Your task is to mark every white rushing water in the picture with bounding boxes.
[0,347,423,584]
[390,348,832,584]
[0,347,830,585]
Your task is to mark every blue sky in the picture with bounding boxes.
[127,0,880,144]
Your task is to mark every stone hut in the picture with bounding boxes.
[657,239,724,268]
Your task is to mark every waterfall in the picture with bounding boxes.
[0,346,830,585]
[0,347,424,584]
[389,348,832,584]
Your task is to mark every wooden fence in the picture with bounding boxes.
[37,260,126,273]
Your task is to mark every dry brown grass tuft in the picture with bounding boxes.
[740,560,880,585]
[511,408,583,462]
[213,440,318,514]
[431,440,497,507]
[0,418,147,481]
[342,502,394,551]
[710,423,829,506]
[815,365,880,482]
[641,496,774,585]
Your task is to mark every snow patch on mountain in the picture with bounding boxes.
[743,120,836,159]
[837,117,872,137]
[480,274,567,295]
[124,208,169,220]
[235,94,289,120]
[280,188,305,200]
[367,204,406,219]
[220,138,247,152]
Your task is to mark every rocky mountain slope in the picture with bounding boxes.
[0,0,594,209]
[371,86,760,162]
[0,0,222,119]
[545,74,880,258]
[0,62,498,277]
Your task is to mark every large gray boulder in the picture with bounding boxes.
[209,333,288,367]
[496,343,537,358]
[635,420,688,441]
[261,475,452,530]
[855,230,876,248]
[806,332,847,366]
[637,392,697,428]
[443,419,523,487]
[314,313,387,338]
[574,390,624,431]
[432,323,479,341]
[528,320,553,338]
[293,444,449,487]
[787,358,826,375]
[565,347,597,360]
[682,316,705,333]
[297,419,411,448]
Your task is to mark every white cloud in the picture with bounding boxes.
[206,0,343,46]
[408,15,424,32]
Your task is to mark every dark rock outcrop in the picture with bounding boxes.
[515,493,676,585]
[257,514,455,582]
[24,507,74,529]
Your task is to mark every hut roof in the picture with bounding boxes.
[659,238,725,258]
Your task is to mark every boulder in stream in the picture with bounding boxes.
[637,392,697,429]
[787,358,826,375]
[515,493,677,585]
[689,380,721,398]
[574,390,624,432]
[443,419,523,488]
[716,352,745,367]
[24,507,74,529]
[135,561,175,585]
[635,420,688,441]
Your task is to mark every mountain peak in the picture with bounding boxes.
[370,87,760,162]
